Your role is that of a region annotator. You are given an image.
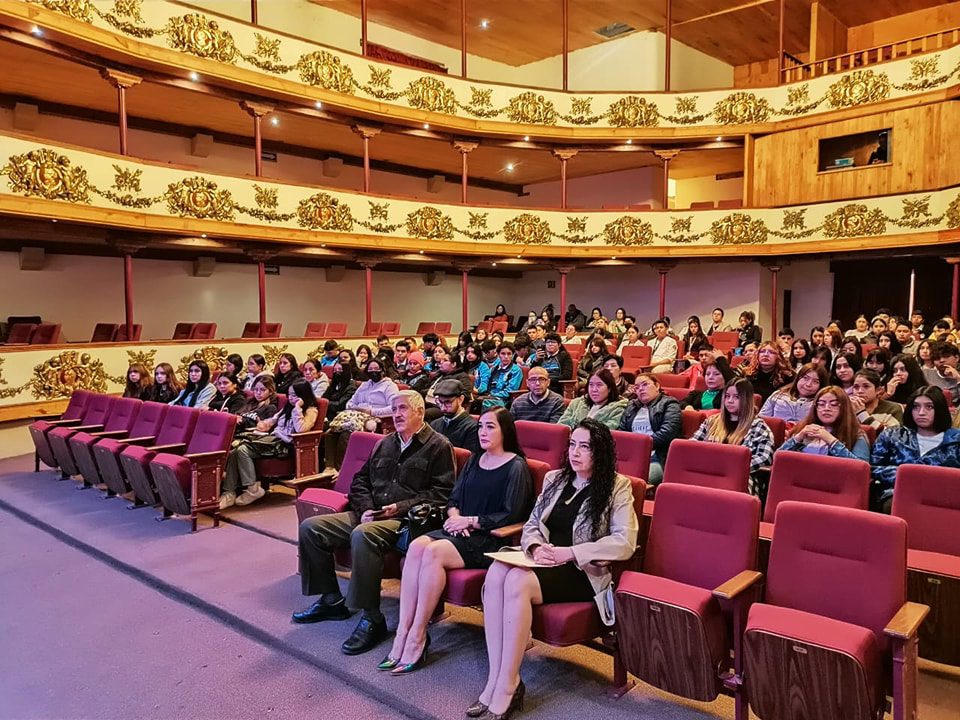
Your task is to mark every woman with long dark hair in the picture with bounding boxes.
[885,353,926,405]
[220,380,319,509]
[789,338,813,370]
[830,351,863,395]
[558,369,627,430]
[274,352,302,395]
[322,351,358,420]
[381,409,534,675]
[681,316,709,359]
[242,354,268,391]
[236,375,278,431]
[778,386,870,462]
[470,419,638,719]
[169,360,215,409]
[122,363,152,399]
[143,363,180,404]
[209,373,248,415]
[760,362,828,423]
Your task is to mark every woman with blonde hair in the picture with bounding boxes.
[692,378,774,496]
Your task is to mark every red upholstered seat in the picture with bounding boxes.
[763,452,870,523]
[655,373,688,389]
[416,322,436,334]
[515,421,570,470]
[661,386,688,403]
[114,324,142,342]
[745,502,911,720]
[679,409,704,439]
[93,401,168,496]
[434,322,452,334]
[892,464,960,664]
[662,438,750,493]
[326,322,348,338]
[362,322,383,336]
[190,322,217,340]
[171,322,195,340]
[304,322,327,338]
[6,322,36,344]
[32,323,61,344]
[746,603,882,706]
[91,323,118,342]
[532,602,605,647]
[611,430,652,481]
[48,395,116,476]
[69,398,141,486]
[149,411,236,531]
[491,320,508,335]
[616,484,760,702]
[121,406,200,506]
[761,416,786,448]
[30,389,91,470]
[381,322,401,335]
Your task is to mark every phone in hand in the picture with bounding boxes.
[370,508,390,519]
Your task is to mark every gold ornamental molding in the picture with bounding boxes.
[6,0,960,137]
[1,133,959,257]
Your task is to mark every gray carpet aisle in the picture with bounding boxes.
[1,454,958,720]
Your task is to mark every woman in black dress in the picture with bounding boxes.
[470,419,639,719]
[379,408,533,675]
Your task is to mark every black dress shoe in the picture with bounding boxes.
[341,615,388,655]
[291,600,352,624]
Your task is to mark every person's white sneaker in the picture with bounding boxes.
[235,484,266,506]
[219,491,236,510]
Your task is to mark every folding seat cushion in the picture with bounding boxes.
[6,323,36,344]
[745,502,907,720]
[416,322,435,334]
[91,323,118,342]
[30,389,90,469]
[326,322,348,338]
[93,401,168,496]
[611,430,652,480]
[48,395,115,476]
[362,322,383,336]
[114,324,141,342]
[761,416,786,448]
[515,421,570,470]
[32,324,61,344]
[531,602,605,647]
[304,322,327,338]
[435,322,452,335]
[663,439,750,493]
[679,409,704,439]
[172,322,195,340]
[151,411,236,499]
[121,406,200,506]
[190,322,217,340]
[69,398,141,486]
[381,322,400,335]
[241,322,260,338]
[661,386,688,403]
[296,432,383,524]
[656,373,689,389]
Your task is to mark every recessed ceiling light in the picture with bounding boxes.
[51,218,57,223]
[716,136,723,142]
[314,100,323,109]
[270,116,279,126]
[523,136,530,142]
[321,243,326,247]
[480,18,490,29]
[200,233,207,238]
[505,163,515,172]
[31,26,42,36]
[419,250,424,254]
[423,123,430,130]
[491,262,497,267]
[516,254,521,258]
[189,71,200,82]
[626,139,633,145]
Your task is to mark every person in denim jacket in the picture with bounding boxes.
[870,386,960,511]
[778,386,870,463]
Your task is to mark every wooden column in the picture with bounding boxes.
[664,0,672,91]
[764,263,783,338]
[241,101,274,178]
[108,240,146,341]
[461,0,468,77]
[352,124,381,192]
[453,141,478,204]
[653,150,679,209]
[454,263,476,332]
[778,0,785,83]
[360,0,368,56]
[100,69,141,157]
[245,248,277,336]
[562,0,569,91]
[556,265,575,324]
[653,263,676,319]
[552,149,578,209]
[358,259,381,328]
[948,257,960,320]
[742,134,755,206]
[251,0,258,24]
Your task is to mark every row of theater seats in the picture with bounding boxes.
[84,320,453,342]
[4,322,62,345]
[597,200,743,211]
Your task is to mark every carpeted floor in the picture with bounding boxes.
[1,453,958,720]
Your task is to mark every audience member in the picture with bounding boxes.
[708,307,732,334]
[916,339,935,371]
[122,363,151,399]
[692,378,774,496]
[222,353,245,381]
[472,419,637,719]
[209,373,248,414]
[681,357,734,410]
[530,332,573,394]
[886,353,926,406]
[346,358,400,423]
[242,354,269,391]
[586,307,604,330]
[492,304,509,323]
[393,340,411,376]
[539,310,555,332]
[617,325,643,353]
[402,351,432,397]
[865,316,888,344]
[474,327,490,345]
[518,311,538,334]
[274,353,303,395]
[910,309,926,338]
[839,336,863,358]
[236,375,279,432]
[169,360,215,409]
[778,386,870,462]
[739,341,794,401]
[737,311,762,349]
[810,346,834,370]
[850,370,902,430]
[424,352,474,419]
[509,367,565,423]
[608,307,628,335]
[294,392,456,656]
[476,342,523,411]
[602,354,634,399]
[776,328,795,357]
[760,363,827,423]
[809,326,825,349]
[143,362,180,404]
[221,379,319,509]
[923,342,960,406]
[788,339,812,370]
[894,320,918,355]
[647,318,679,374]
[876,331,902,356]
[576,337,608,390]
[318,341,340,368]
[850,315,870,340]
[870,387,960,511]
[562,323,582,347]
[302,358,330,398]
[428,378,481,456]
[681,316,709,359]
[559,369,628,430]
[356,344,373,369]
[863,348,891,382]
[564,304,587,331]
[618,373,681,486]
[831,351,862,394]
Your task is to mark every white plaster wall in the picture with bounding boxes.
[522,166,661,209]
[673,175,744,210]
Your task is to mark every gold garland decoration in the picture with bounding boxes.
[28,351,109,400]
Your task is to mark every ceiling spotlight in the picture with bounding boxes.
[321,243,326,247]
[314,100,323,109]
[51,218,57,223]
[419,250,424,254]
[716,136,723,142]
[611,256,617,260]
[270,116,279,126]
[200,233,207,238]
[523,135,530,142]
[31,26,43,36]
[505,163,515,172]
[423,123,430,130]
[491,262,497,267]
[626,139,633,145]
[480,18,490,29]
[189,71,200,82]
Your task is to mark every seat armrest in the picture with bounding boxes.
[92,430,129,439]
[31,415,75,425]
[712,570,764,601]
[184,450,227,464]
[72,423,105,432]
[150,442,187,454]
[292,430,325,447]
[121,435,157,446]
[884,601,930,640]
[490,523,524,539]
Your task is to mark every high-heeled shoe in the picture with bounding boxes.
[376,655,400,671]
[463,700,488,718]
[389,634,431,675]
[485,680,525,720]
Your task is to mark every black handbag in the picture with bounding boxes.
[395,503,445,554]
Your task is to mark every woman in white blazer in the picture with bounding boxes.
[468,419,638,720]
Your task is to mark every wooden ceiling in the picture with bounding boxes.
[310,0,952,67]
[0,40,742,187]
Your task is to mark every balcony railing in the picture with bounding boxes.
[781,26,960,84]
